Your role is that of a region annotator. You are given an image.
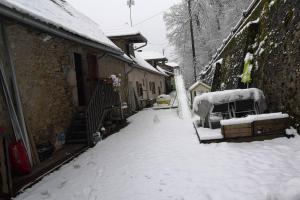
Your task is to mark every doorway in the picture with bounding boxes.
[87,54,98,97]
[74,53,86,106]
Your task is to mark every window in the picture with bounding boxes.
[149,82,156,94]
[152,82,156,94]
[139,84,143,97]
[136,81,139,94]
[136,81,143,97]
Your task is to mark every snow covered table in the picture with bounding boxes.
[193,88,267,127]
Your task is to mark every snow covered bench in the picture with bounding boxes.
[220,113,289,139]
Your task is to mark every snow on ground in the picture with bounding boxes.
[174,74,191,119]
[15,109,300,200]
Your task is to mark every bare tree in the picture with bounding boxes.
[164,0,252,86]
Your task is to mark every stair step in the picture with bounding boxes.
[66,139,88,144]
[66,135,86,140]
[71,123,86,129]
[71,128,86,133]
[68,130,86,135]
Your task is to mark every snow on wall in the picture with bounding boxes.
[174,75,191,119]
[0,0,120,51]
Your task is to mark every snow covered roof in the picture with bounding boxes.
[130,53,167,76]
[109,53,134,64]
[106,27,147,43]
[157,66,169,77]
[165,62,180,68]
[0,0,121,54]
[158,66,174,75]
[137,51,168,61]
[188,81,211,91]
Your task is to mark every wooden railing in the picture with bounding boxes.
[86,80,120,146]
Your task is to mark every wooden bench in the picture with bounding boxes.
[253,117,289,135]
[222,123,252,139]
[221,113,290,139]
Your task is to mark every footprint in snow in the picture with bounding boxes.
[87,161,96,166]
[41,190,51,198]
[97,168,104,177]
[144,175,151,179]
[73,164,81,169]
[153,115,160,124]
[57,180,67,189]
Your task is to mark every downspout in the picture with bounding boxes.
[134,42,147,51]
[144,71,149,100]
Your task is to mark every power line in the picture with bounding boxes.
[133,10,165,26]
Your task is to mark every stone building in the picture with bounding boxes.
[201,0,300,129]
[0,0,127,197]
[107,28,167,109]
[137,51,175,94]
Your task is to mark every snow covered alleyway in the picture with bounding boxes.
[16,109,300,200]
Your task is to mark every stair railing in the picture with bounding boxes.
[86,80,120,146]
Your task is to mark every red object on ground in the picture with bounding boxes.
[8,141,31,175]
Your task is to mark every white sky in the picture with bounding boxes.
[68,0,181,61]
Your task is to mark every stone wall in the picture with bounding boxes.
[1,22,122,147]
[128,68,166,101]
[98,55,128,102]
[146,72,166,100]
[3,24,80,145]
[208,0,300,128]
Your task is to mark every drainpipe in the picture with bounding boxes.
[134,42,147,51]
[144,72,149,100]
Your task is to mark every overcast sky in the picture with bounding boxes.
[68,0,181,61]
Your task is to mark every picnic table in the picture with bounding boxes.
[193,88,267,128]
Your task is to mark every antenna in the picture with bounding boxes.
[127,0,135,27]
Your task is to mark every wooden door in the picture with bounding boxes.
[74,53,86,106]
[87,54,98,97]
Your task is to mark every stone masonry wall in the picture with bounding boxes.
[98,55,128,102]
[210,0,300,128]
[2,23,79,145]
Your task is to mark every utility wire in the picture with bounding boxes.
[133,10,165,26]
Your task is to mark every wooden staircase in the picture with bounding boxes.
[66,107,88,144]
[66,80,121,146]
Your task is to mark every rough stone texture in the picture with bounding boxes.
[0,22,113,147]
[4,24,78,145]
[208,0,300,128]
[98,55,128,102]
[128,68,166,101]
[108,38,167,103]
